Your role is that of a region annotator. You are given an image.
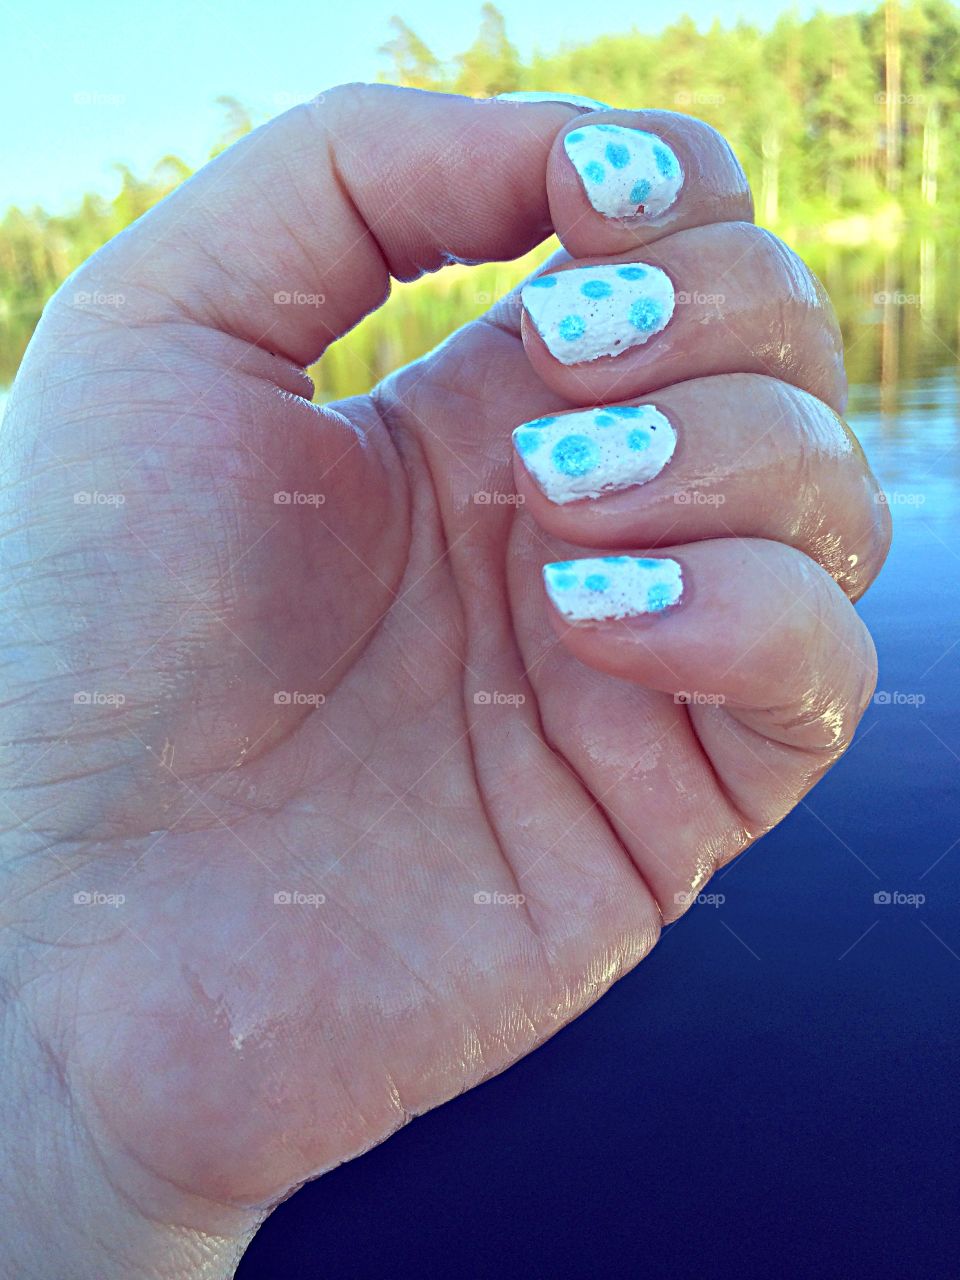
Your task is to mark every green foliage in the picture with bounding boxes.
[2,2,959,391]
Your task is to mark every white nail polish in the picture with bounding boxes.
[514,405,675,504]
[564,125,683,219]
[495,90,611,111]
[543,555,683,621]
[521,264,674,365]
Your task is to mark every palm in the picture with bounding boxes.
[3,294,741,1213]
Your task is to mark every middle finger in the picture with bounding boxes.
[519,221,847,412]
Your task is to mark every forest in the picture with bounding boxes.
[1,1,956,391]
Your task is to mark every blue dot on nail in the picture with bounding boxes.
[610,405,642,417]
[583,160,606,184]
[636,558,662,570]
[646,582,674,611]
[629,178,652,205]
[594,412,615,427]
[551,572,578,590]
[550,561,574,570]
[558,314,586,341]
[627,428,651,451]
[629,297,661,331]
[552,434,600,477]
[566,130,584,144]
[528,275,557,288]
[617,265,648,280]
[515,428,545,456]
[525,415,557,429]
[603,555,629,564]
[584,573,610,591]
[654,145,678,178]
[605,141,630,169]
[595,124,619,132]
[580,279,613,299]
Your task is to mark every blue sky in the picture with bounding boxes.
[2,0,864,212]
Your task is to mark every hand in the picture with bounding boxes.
[0,85,889,1276]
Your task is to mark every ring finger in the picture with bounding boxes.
[511,372,891,601]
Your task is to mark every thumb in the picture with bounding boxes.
[76,84,582,364]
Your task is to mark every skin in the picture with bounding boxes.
[0,85,890,1276]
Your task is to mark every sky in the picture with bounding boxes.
[2,0,866,212]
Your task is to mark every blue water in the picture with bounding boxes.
[233,364,959,1278]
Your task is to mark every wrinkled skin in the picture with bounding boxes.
[0,86,889,1276]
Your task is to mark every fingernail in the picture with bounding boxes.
[564,125,683,219]
[543,555,683,621]
[521,264,674,365]
[514,405,676,505]
[495,90,611,111]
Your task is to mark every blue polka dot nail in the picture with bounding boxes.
[521,264,675,365]
[563,125,683,219]
[513,404,676,504]
[543,555,683,621]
